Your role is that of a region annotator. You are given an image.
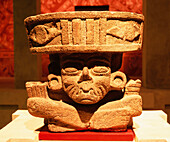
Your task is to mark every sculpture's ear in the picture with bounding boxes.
[48,74,62,91]
[110,71,127,90]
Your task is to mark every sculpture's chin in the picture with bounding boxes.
[73,97,99,104]
[79,99,95,104]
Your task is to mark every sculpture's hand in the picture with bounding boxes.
[89,78,142,130]
[124,79,141,96]
[90,107,130,131]
[89,95,142,130]
[26,81,49,98]
[96,84,142,116]
[26,79,87,131]
[122,79,142,116]
[122,95,142,117]
[27,97,87,131]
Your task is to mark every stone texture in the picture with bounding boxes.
[107,20,140,41]
[99,18,107,44]
[72,19,81,45]
[25,52,142,132]
[68,21,73,45]
[90,108,131,130]
[24,11,144,25]
[61,20,69,45]
[94,19,99,45]
[24,11,144,53]
[29,24,61,46]
[24,11,144,132]
[26,82,48,98]
[106,20,141,45]
[86,19,94,44]
[80,20,86,45]
[29,44,142,54]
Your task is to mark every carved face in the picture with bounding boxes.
[60,53,112,104]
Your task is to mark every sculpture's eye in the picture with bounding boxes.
[65,67,78,73]
[92,66,110,75]
[61,61,83,75]
[62,67,80,75]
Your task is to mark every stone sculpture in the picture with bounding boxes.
[24,11,144,132]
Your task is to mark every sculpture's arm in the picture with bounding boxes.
[123,79,142,117]
[26,81,86,129]
[96,79,142,116]
[90,79,142,130]
[27,97,86,129]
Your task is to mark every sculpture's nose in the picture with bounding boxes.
[79,67,92,82]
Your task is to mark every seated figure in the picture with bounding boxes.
[24,11,144,132]
[26,53,142,132]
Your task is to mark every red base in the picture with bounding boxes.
[39,129,134,141]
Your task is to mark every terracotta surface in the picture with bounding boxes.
[24,11,143,132]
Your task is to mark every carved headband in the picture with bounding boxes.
[24,11,144,54]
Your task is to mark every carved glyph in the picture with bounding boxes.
[25,11,144,53]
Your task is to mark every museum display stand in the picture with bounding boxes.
[0,110,170,142]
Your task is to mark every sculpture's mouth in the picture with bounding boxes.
[70,87,104,104]
[64,83,108,104]
[78,89,96,104]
